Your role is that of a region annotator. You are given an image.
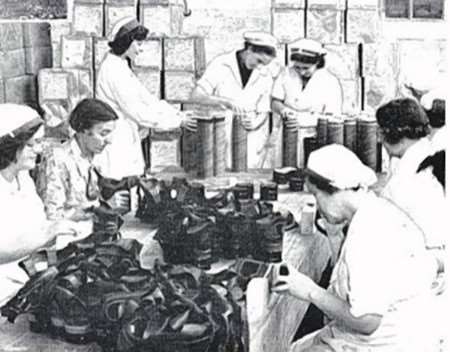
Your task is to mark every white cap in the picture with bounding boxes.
[306,144,377,190]
[0,104,41,139]
[243,31,278,51]
[290,38,327,56]
[109,16,140,42]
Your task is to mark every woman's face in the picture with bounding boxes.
[292,61,318,79]
[15,126,44,171]
[125,40,144,61]
[245,50,274,70]
[80,120,116,155]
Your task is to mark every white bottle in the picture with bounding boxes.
[300,202,316,235]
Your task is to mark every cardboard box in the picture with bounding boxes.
[134,67,162,98]
[271,0,305,9]
[93,37,110,72]
[347,0,379,9]
[0,50,26,79]
[23,23,51,48]
[307,8,344,44]
[307,0,345,10]
[5,75,37,105]
[164,71,196,101]
[363,75,397,113]
[0,23,24,51]
[164,36,206,73]
[105,1,137,38]
[61,34,93,69]
[133,37,163,69]
[323,43,360,80]
[72,1,104,36]
[66,68,94,99]
[38,69,75,103]
[341,78,362,114]
[140,3,183,36]
[150,128,182,171]
[361,41,398,77]
[271,8,305,43]
[346,8,381,44]
[25,46,53,75]
[50,21,72,44]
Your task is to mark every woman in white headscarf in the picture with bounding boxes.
[273,144,438,351]
[0,104,75,305]
[96,17,196,179]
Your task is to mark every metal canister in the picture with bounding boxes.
[326,116,344,145]
[260,182,278,201]
[232,113,248,172]
[282,111,298,167]
[344,115,357,152]
[233,182,254,200]
[196,116,215,178]
[213,113,226,176]
[357,114,378,171]
[316,115,328,148]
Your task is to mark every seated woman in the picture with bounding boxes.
[273,144,438,351]
[0,104,75,305]
[376,98,445,262]
[37,99,129,229]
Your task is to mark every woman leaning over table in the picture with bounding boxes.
[272,144,438,351]
[0,104,76,305]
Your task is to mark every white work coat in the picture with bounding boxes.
[272,67,343,117]
[196,51,281,169]
[291,193,438,352]
[0,172,48,306]
[382,137,446,249]
[96,53,182,179]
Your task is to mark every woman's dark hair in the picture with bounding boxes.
[376,98,430,145]
[244,42,276,57]
[290,53,325,68]
[417,150,445,190]
[0,119,43,170]
[425,99,445,128]
[108,25,148,56]
[69,98,118,133]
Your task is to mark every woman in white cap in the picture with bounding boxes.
[96,17,197,179]
[190,31,280,169]
[0,104,75,304]
[272,144,438,351]
[271,38,343,124]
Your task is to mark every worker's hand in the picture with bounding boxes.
[403,84,428,101]
[107,190,131,215]
[281,108,299,129]
[138,127,150,139]
[181,112,197,132]
[240,112,268,131]
[271,262,317,302]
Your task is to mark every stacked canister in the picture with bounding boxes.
[182,105,227,178]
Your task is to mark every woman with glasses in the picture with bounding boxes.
[0,104,76,304]
[271,38,343,126]
[37,99,128,227]
[95,17,196,179]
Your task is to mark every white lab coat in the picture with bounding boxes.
[291,193,438,351]
[0,172,49,306]
[382,137,446,249]
[196,51,281,169]
[272,66,343,117]
[96,53,183,179]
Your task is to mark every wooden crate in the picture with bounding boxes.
[140,2,183,36]
[0,50,26,79]
[134,67,162,98]
[164,71,196,101]
[271,8,305,43]
[25,46,53,75]
[133,37,163,69]
[61,34,93,69]
[22,23,51,48]
[306,8,344,44]
[0,23,24,51]
[104,0,137,38]
[72,1,104,37]
[163,36,205,73]
[5,75,37,105]
[271,0,305,9]
[346,8,381,44]
[323,43,360,80]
